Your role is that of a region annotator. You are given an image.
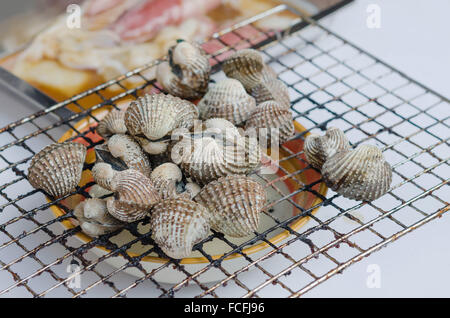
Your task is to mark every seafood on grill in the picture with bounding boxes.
[28,142,87,198]
[150,197,210,259]
[194,175,267,237]
[96,108,128,139]
[245,100,294,145]
[124,93,198,154]
[222,49,290,108]
[171,118,261,185]
[106,169,161,222]
[197,78,256,126]
[321,144,392,201]
[304,127,351,170]
[156,40,211,99]
[73,198,123,237]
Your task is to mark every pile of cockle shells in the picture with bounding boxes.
[27,41,392,260]
[27,42,295,259]
[304,127,392,201]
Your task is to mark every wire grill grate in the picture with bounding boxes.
[0,5,448,298]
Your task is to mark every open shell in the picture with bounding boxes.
[151,197,210,259]
[107,134,152,177]
[245,100,294,145]
[197,78,256,126]
[304,127,351,170]
[106,169,161,222]
[322,144,392,201]
[194,175,266,237]
[28,142,87,198]
[73,198,123,237]
[156,40,211,99]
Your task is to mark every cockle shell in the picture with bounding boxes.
[321,144,392,201]
[222,49,265,91]
[197,78,256,126]
[150,163,183,199]
[73,198,123,237]
[107,134,152,177]
[28,142,87,198]
[172,119,261,185]
[249,78,290,109]
[304,127,351,170]
[156,40,211,99]
[106,169,161,222]
[150,197,210,259]
[96,109,127,139]
[222,49,290,108]
[194,175,267,237]
[124,93,198,142]
[245,100,294,145]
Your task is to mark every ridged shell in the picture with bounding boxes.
[249,78,290,109]
[28,142,86,198]
[198,78,256,126]
[172,122,261,185]
[222,49,265,91]
[304,127,351,170]
[150,198,210,259]
[245,100,294,145]
[96,109,127,139]
[124,93,198,141]
[194,175,266,237]
[150,177,179,199]
[73,198,123,237]
[156,40,211,99]
[108,134,152,177]
[106,169,161,222]
[322,144,392,201]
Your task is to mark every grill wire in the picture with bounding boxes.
[0,5,448,298]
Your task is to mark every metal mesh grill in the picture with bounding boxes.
[0,5,448,298]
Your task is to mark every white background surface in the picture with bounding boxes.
[303,0,449,297]
[0,0,448,298]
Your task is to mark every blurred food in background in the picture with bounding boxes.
[0,0,307,103]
